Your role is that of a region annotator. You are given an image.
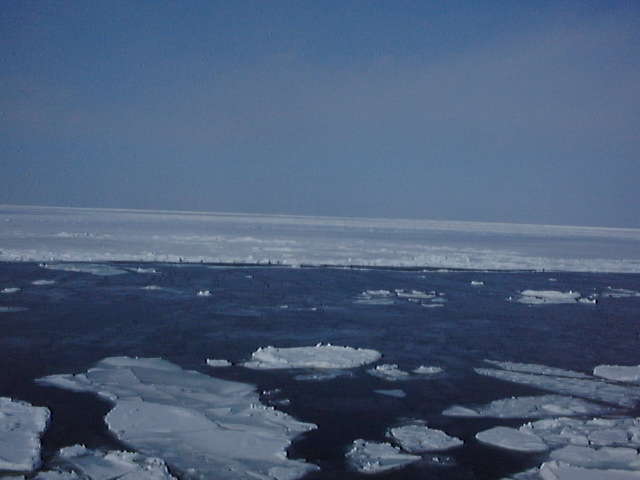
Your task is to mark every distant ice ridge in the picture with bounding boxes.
[242,344,381,369]
[2,205,640,273]
[36,445,176,479]
[37,357,318,480]
[0,397,50,473]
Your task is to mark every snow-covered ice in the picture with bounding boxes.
[475,426,548,453]
[3,205,640,272]
[443,394,616,418]
[537,461,640,480]
[346,440,420,474]
[41,444,176,480]
[32,280,56,286]
[0,397,50,473]
[36,357,318,480]
[367,364,411,381]
[395,289,436,300]
[594,365,640,384]
[388,424,463,452]
[515,290,583,305]
[470,280,484,286]
[206,358,231,367]
[42,263,128,276]
[243,344,381,370]
[1,287,21,294]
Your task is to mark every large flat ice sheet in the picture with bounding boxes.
[1,205,640,272]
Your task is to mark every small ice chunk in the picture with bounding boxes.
[367,364,411,381]
[346,439,420,474]
[294,370,352,381]
[388,424,463,452]
[142,285,163,290]
[594,365,640,384]
[47,444,177,479]
[131,267,158,274]
[196,289,212,296]
[442,395,615,418]
[0,397,50,472]
[206,358,231,367]
[413,366,443,375]
[421,303,444,308]
[470,281,484,286]
[375,389,406,398]
[1,287,20,294]
[42,263,127,276]
[354,290,395,305]
[516,290,582,305]
[476,426,548,453]
[32,280,56,286]
[395,289,436,299]
[243,345,381,369]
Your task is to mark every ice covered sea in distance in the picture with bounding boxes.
[1,205,640,479]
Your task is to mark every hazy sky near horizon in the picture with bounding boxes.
[2,1,639,227]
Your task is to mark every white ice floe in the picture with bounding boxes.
[602,288,640,298]
[471,281,484,286]
[388,424,463,452]
[243,344,381,370]
[594,365,640,384]
[413,366,443,375]
[538,460,640,480]
[294,370,352,381]
[206,358,231,367]
[42,263,128,276]
[131,267,158,274]
[196,289,212,297]
[32,280,56,286]
[421,303,444,308]
[367,364,411,381]
[375,389,406,398]
[476,426,548,453]
[40,444,176,479]
[515,290,583,305]
[142,285,163,290]
[0,306,27,313]
[484,361,590,379]
[475,367,640,407]
[354,290,395,305]
[37,356,318,480]
[1,287,21,294]
[395,289,436,300]
[0,397,50,473]
[346,440,420,474]
[443,394,616,418]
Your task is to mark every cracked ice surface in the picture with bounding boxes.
[442,394,617,418]
[388,424,463,452]
[38,444,176,479]
[243,344,381,370]
[346,440,420,474]
[0,397,50,473]
[36,357,318,480]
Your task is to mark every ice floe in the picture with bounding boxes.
[346,440,420,474]
[413,366,443,375]
[0,306,27,313]
[32,280,56,286]
[602,287,640,298]
[243,344,381,370]
[293,370,352,381]
[484,361,590,379]
[395,289,436,300]
[206,358,231,367]
[0,397,50,473]
[130,267,158,274]
[476,426,548,453]
[375,389,406,398]
[594,365,640,384]
[142,285,163,290]
[367,364,411,381]
[42,263,128,276]
[538,460,640,480]
[196,289,212,297]
[40,445,176,479]
[443,394,617,418]
[37,356,318,480]
[515,290,584,305]
[470,280,484,286]
[354,290,395,305]
[1,287,21,294]
[388,424,463,452]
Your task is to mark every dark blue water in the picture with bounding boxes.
[1,262,639,479]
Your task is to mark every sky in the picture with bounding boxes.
[1,1,639,228]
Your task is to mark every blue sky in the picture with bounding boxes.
[2,1,639,227]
